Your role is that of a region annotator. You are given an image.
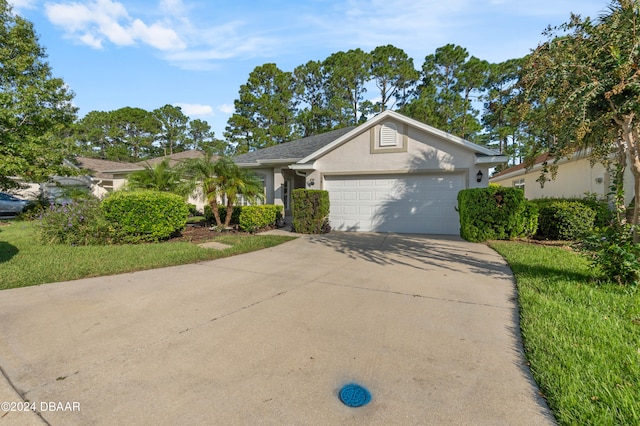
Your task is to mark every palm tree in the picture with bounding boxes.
[213,157,264,227]
[180,153,264,228]
[126,158,191,197]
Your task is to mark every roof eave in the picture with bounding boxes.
[289,162,317,171]
[475,155,509,166]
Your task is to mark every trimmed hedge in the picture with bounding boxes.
[529,197,610,229]
[238,205,283,233]
[203,205,242,225]
[536,201,596,240]
[458,187,537,242]
[292,189,330,234]
[102,190,189,242]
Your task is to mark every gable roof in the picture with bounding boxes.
[234,111,505,168]
[233,126,356,166]
[299,110,502,164]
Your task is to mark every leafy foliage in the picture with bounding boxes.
[457,187,535,242]
[101,190,189,242]
[400,44,488,143]
[517,0,640,237]
[292,189,330,234]
[126,158,191,197]
[38,197,114,245]
[182,155,264,228]
[0,0,78,190]
[238,205,283,233]
[224,63,297,154]
[536,201,595,240]
[582,223,640,286]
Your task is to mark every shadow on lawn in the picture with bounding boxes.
[0,241,18,263]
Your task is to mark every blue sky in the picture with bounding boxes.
[10,0,608,139]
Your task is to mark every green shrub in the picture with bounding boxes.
[292,189,330,234]
[458,187,535,242]
[38,197,114,245]
[530,197,611,229]
[187,203,199,216]
[537,201,595,240]
[102,190,189,242]
[582,224,640,286]
[203,205,242,225]
[238,205,283,233]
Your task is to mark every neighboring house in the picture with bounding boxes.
[490,152,635,207]
[74,157,144,196]
[234,110,507,235]
[75,150,212,210]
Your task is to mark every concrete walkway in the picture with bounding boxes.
[0,233,554,425]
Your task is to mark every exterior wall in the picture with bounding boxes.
[491,156,634,205]
[310,118,487,190]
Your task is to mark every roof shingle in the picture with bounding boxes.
[233,127,356,164]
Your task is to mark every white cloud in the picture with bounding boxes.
[8,0,37,10]
[44,0,185,51]
[218,104,234,114]
[175,103,214,116]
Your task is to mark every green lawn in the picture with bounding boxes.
[490,241,640,425]
[0,221,296,290]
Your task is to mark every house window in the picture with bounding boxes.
[513,178,525,191]
[236,176,265,206]
[379,122,399,147]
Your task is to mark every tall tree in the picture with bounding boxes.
[370,45,419,112]
[482,58,526,162]
[187,119,227,154]
[401,44,487,142]
[153,104,188,156]
[323,49,372,125]
[224,63,296,154]
[0,0,77,189]
[293,60,332,136]
[75,110,113,158]
[110,107,160,161]
[518,0,640,236]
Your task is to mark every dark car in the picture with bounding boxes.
[0,192,32,216]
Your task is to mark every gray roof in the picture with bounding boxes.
[233,126,356,165]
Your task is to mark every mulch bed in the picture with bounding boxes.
[168,223,277,243]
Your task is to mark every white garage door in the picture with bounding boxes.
[325,174,464,234]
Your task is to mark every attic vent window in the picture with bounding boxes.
[380,122,398,147]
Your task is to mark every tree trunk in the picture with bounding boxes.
[224,203,234,228]
[619,114,640,242]
[209,199,222,227]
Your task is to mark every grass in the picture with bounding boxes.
[490,241,640,425]
[0,221,296,290]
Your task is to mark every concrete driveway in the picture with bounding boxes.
[0,233,554,425]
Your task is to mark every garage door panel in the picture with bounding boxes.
[325,174,463,234]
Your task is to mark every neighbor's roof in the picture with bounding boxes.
[490,153,552,180]
[75,157,143,179]
[233,127,356,165]
[138,150,208,167]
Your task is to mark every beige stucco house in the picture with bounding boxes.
[490,152,635,207]
[234,110,507,235]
